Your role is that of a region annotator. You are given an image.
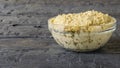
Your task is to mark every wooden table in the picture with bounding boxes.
[0,0,120,68]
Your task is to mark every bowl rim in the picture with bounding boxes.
[49,24,116,34]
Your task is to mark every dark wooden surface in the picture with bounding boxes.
[0,0,120,68]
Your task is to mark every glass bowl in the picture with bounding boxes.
[48,18,116,52]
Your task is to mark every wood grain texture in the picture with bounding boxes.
[0,38,120,68]
[0,0,120,68]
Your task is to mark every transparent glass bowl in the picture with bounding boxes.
[48,19,116,52]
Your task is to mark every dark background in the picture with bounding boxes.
[0,0,120,68]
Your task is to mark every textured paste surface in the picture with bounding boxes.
[49,10,115,32]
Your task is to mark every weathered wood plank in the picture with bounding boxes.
[0,38,119,53]
[0,5,119,15]
[0,0,120,5]
[0,24,51,37]
[0,1,119,15]
[0,15,49,24]
[0,38,119,68]
[0,46,119,68]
